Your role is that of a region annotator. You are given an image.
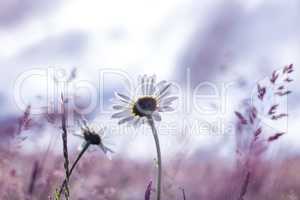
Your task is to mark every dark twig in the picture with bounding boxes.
[18,104,31,135]
[145,181,152,200]
[27,161,40,199]
[180,187,186,200]
[238,171,251,200]
[61,94,70,199]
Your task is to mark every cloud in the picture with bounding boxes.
[0,0,61,27]
[177,0,300,85]
[13,31,89,66]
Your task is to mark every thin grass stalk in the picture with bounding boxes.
[26,161,40,200]
[144,181,152,200]
[61,94,70,199]
[58,142,90,197]
[147,116,162,200]
[180,188,186,200]
[238,171,251,200]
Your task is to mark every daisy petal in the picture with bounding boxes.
[133,117,142,127]
[156,80,167,89]
[158,83,171,96]
[79,118,92,132]
[99,143,114,160]
[142,75,147,95]
[149,75,156,95]
[145,76,150,95]
[152,111,162,121]
[112,105,128,110]
[109,98,125,105]
[97,127,106,136]
[158,90,172,100]
[118,116,135,125]
[115,92,131,102]
[73,132,84,138]
[158,106,175,112]
[160,96,178,105]
[112,110,131,118]
[100,143,115,153]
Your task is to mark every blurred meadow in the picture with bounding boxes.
[0,0,300,199]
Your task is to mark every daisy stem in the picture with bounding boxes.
[148,116,162,200]
[58,142,90,197]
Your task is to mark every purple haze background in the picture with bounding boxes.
[0,0,299,199]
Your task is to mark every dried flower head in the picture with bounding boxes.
[112,75,177,127]
[74,119,114,158]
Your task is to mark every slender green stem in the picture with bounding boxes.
[58,142,90,197]
[148,116,162,200]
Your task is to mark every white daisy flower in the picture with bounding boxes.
[74,119,114,158]
[111,75,177,126]
[59,118,115,196]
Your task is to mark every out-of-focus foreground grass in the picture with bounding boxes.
[0,147,299,200]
